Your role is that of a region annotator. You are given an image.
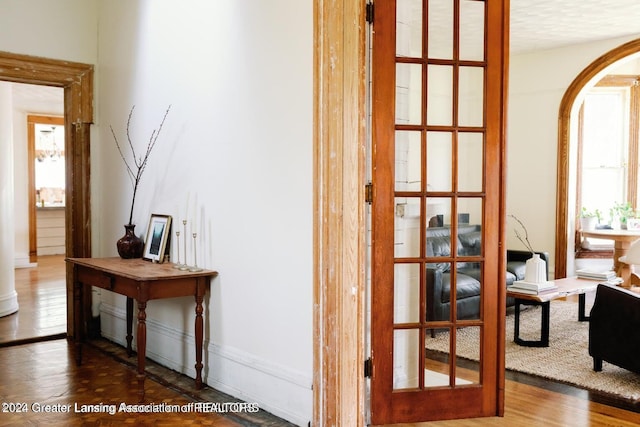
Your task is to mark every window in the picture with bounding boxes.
[577,76,640,255]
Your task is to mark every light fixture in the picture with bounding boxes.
[38,126,62,161]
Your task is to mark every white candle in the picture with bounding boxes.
[185,192,190,224]
[192,193,198,232]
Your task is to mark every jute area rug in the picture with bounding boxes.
[428,300,640,401]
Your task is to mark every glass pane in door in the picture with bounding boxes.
[458,132,484,192]
[394,263,421,324]
[458,66,484,127]
[427,65,453,126]
[395,196,421,258]
[394,329,420,389]
[428,0,453,59]
[397,0,422,58]
[396,130,422,192]
[427,132,453,192]
[459,0,485,61]
[397,63,423,125]
[455,325,481,384]
[425,328,451,387]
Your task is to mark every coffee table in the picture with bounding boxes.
[507,277,599,347]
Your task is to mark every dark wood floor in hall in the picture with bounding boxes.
[2,257,640,425]
[0,256,293,426]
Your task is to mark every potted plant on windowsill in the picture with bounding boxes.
[611,202,635,230]
[580,207,599,230]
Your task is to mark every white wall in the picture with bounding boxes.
[0,0,96,266]
[94,1,313,424]
[0,0,98,63]
[507,34,640,277]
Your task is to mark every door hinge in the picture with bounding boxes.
[365,182,373,205]
[366,2,374,24]
[364,357,372,378]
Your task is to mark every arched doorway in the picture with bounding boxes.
[0,51,93,338]
[555,39,640,278]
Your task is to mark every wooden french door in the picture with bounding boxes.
[370,0,508,423]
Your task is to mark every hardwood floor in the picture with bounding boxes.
[2,259,640,425]
[0,255,66,345]
[0,339,246,426]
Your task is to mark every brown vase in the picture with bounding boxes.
[116,224,144,259]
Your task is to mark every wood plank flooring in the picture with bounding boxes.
[0,255,66,345]
[0,339,245,426]
[2,259,640,425]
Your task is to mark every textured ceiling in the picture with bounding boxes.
[511,0,640,53]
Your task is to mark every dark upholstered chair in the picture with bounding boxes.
[589,284,640,374]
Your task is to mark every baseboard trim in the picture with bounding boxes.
[99,302,311,425]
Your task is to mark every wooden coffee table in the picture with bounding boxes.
[507,277,600,347]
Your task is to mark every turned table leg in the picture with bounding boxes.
[137,300,147,402]
[74,279,83,365]
[195,292,204,389]
[126,297,133,356]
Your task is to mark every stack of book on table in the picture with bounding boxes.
[510,280,558,295]
[575,268,616,281]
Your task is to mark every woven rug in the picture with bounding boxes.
[427,300,640,401]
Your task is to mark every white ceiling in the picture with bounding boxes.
[511,0,640,53]
[11,84,63,116]
[10,1,640,108]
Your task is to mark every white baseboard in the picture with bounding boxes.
[0,289,18,317]
[14,256,37,269]
[99,303,312,426]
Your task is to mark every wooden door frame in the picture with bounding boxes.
[555,38,640,279]
[0,51,93,338]
[27,114,65,262]
[313,1,367,425]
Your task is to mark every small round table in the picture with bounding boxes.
[581,228,640,282]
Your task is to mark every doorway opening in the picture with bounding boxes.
[0,87,68,345]
[555,39,640,279]
[0,51,93,343]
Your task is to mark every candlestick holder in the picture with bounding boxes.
[173,230,183,268]
[189,232,203,272]
[179,220,190,271]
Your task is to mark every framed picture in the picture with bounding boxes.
[143,214,172,263]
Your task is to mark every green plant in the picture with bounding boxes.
[611,202,635,225]
[581,207,602,223]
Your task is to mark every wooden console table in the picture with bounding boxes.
[67,257,218,402]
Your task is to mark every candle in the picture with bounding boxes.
[185,192,190,223]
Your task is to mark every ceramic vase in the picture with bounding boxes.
[116,224,144,259]
[524,253,546,283]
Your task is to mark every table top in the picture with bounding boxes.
[66,257,218,281]
[581,228,640,241]
[507,276,600,302]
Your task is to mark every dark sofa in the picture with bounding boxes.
[425,225,549,322]
[589,284,640,374]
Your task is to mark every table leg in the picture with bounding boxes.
[614,240,632,283]
[513,300,521,343]
[513,299,550,347]
[195,292,204,389]
[74,278,83,365]
[126,297,133,357]
[540,302,550,347]
[137,301,147,402]
[578,293,589,321]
